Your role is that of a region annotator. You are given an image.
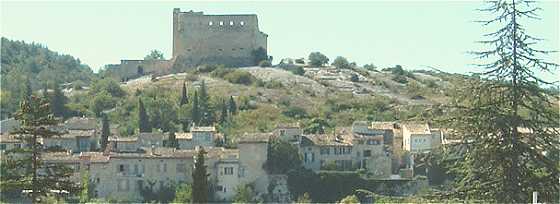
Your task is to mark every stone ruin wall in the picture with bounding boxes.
[173,9,268,67]
[105,9,267,81]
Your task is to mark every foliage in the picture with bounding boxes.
[251,47,268,65]
[258,60,272,67]
[285,66,305,76]
[233,184,254,203]
[338,194,359,203]
[228,96,237,115]
[264,138,302,174]
[440,1,560,203]
[223,70,257,85]
[0,96,81,202]
[308,52,329,67]
[282,106,308,119]
[50,82,68,118]
[0,37,95,119]
[138,98,151,133]
[191,90,201,125]
[350,74,359,82]
[197,80,214,126]
[295,192,312,203]
[180,82,188,106]
[172,183,192,203]
[192,148,209,203]
[89,78,126,98]
[143,49,164,60]
[90,91,115,117]
[304,118,330,134]
[100,114,110,151]
[363,63,377,71]
[79,170,95,203]
[139,181,176,203]
[332,56,351,69]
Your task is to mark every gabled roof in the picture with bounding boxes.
[191,126,216,132]
[402,123,431,135]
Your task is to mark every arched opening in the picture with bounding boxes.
[137,66,144,75]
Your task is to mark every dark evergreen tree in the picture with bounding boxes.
[219,99,228,125]
[228,96,237,115]
[191,91,200,126]
[138,98,151,133]
[442,1,559,202]
[23,77,32,101]
[180,82,188,106]
[41,83,49,101]
[0,96,80,203]
[50,82,67,118]
[192,147,209,203]
[198,80,214,126]
[100,114,110,151]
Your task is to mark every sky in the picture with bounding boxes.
[1,1,559,81]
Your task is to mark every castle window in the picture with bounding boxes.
[219,21,224,26]
[209,21,213,26]
[239,48,244,50]
[229,21,234,25]
[218,48,223,51]
[187,49,191,52]
[232,48,236,51]
[240,21,245,26]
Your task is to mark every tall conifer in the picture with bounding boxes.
[138,98,151,133]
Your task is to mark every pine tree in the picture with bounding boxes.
[180,82,188,106]
[192,147,209,203]
[0,96,80,203]
[50,82,67,118]
[138,98,151,133]
[228,96,237,115]
[191,91,200,126]
[442,1,559,202]
[100,114,110,151]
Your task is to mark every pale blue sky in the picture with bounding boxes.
[1,1,558,81]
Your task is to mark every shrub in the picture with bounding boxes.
[288,66,305,75]
[196,64,219,73]
[350,74,359,82]
[210,67,233,78]
[392,75,408,84]
[308,52,329,67]
[295,58,305,64]
[258,60,272,67]
[282,106,308,119]
[332,56,351,69]
[223,70,257,85]
[265,80,284,89]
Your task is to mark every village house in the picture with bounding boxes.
[41,130,95,153]
[0,134,24,153]
[42,132,287,202]
[402,123,443,153]
[273,123,302,143]
[297,126,392,178]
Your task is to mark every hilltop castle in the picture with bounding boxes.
[105,9,268,81]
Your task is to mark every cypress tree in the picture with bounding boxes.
[138,98,151,133]
[192,147,209,203]
[191,91,200,126]
[198,80,213,126]
[442,1,559,202]
[41,83,49,101]
[24,77,32,101]
[50,82,67,118]
[100,114,110,151]
[228,96,237,115]
[180,82,188,106]
[219,99,228,125]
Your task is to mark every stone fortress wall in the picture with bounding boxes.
[104,9,268,81]
[173,9,268,67]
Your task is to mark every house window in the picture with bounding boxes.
[15,144,21,149]
[280,130,286,136]
[320,147,330,155]
[177,163,187,173]
[0,144,6,150]
[217,185,223,191]
[364,150,372,157]
[238,167,245,177]
[119,164,125,172]
[224,167,234,175]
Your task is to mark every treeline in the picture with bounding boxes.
[1,37,96,119]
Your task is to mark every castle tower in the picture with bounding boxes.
[172,8,268,67]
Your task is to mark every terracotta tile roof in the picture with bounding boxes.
[302,134,352,146]
[109,137,137,142]
[0,134,23,143]
[370,122,397,130]
[51,130,95,139]
[64,117,97,130]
